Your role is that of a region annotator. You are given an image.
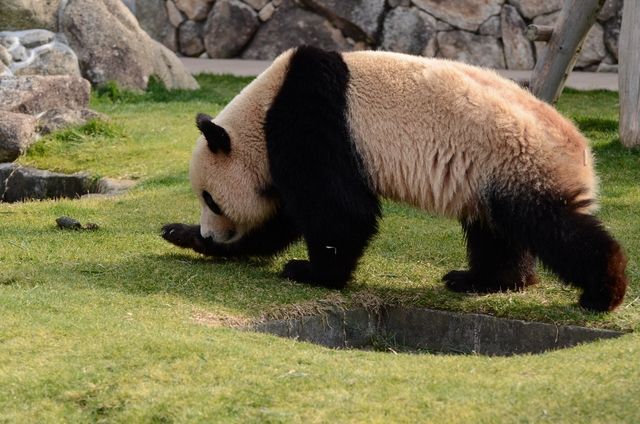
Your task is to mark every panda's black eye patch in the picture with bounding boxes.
[202,191,223,215]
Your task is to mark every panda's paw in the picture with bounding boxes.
[280,260,312,283]
[443,270,492,293]
[161,223,213,255]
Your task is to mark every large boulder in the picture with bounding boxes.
[135,0,178,51]
[501,5,534,70]
[0,0,63,32]
[0,112,38,162]
[203,0,260,58]
[437,31,506,68]
[575,23,607,68]
[299,0,386,43]
[412,0,502,32]
[38,107,108,135]
[0,163,91,202]
[60,0,199,91]
[178,20,205,57]
[380,7,437,57]
[240,0,351,60]
[0,75,90,115]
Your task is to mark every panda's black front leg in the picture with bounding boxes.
[279,213,380,289]
[161,210,301,258]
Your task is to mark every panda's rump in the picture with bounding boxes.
[343,51,597,220]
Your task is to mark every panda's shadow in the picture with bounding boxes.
[94,251,601,325]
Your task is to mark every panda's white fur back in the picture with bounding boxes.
[342,51,598,220]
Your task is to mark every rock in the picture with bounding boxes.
[506,0,564,20]
[479,15,501,37]
[60,0,199,91]
[166,0,186,28]
[135,0,178,51]
[0,62,11,77]
[501,5,534,70]
[598,0,620,22]
[437,31,506,68]
[240,0,351,60]
[412,0,502,32]
[38,107,108,134]
[203,0,259,58]
[0,45,11,66]
[602,1,622,60]
[299,0,386,43]
[596,62,618,73]
[10,45,28,62]
[0,163,91,202]
[243,0,269,10]
[173,0,214,21]
[388,0,411,7]
[178,20,205,57]
[0,0,63,32]
[258,3,275,21]
[13,43,81,77]
[575,22,606,68]
[380,7,437,57]
[0,76,90,115]
[436,20,454,31]
[56,216,82,230]
[0,30,81,77]
[0,111,38,162]
[19,29,55,49]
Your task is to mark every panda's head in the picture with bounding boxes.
[190,113,277,243]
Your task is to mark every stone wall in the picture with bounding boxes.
[134,0,623,71]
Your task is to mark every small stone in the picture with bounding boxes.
[19,29,55,48]
[166,0,186,28]
[258,2,275,21]
[56,216,82,230]
[10,45,28,62]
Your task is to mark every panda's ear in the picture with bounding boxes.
[196,113,231,154]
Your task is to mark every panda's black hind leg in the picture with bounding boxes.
[444,219,538,293]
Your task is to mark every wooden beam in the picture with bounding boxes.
[529,0,606,104]
[524,25,553,42]
[619,0,640,148]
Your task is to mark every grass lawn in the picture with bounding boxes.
[1,76,639,422]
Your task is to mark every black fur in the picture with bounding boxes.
[264,45,381,288]
[444,185,628,311]
[161,210,301,258]
[196,113,231,154]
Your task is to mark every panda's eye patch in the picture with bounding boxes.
[202,191,223,215]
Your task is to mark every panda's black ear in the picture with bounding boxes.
[196,113,231,154]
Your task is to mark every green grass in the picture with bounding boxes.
[2,79,640,422]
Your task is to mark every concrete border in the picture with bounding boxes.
[246,307,625,356]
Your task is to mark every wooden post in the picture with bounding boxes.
[529,0,605,104]
[524,25,554,42]
[619,0,640,148]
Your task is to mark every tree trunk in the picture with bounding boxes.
[529,0,605,104]
[619,0,640,148]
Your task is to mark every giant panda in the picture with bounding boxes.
[162,45,628,312]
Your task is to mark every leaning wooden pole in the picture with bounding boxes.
[529,0,605,104]
[619,0,640,148]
